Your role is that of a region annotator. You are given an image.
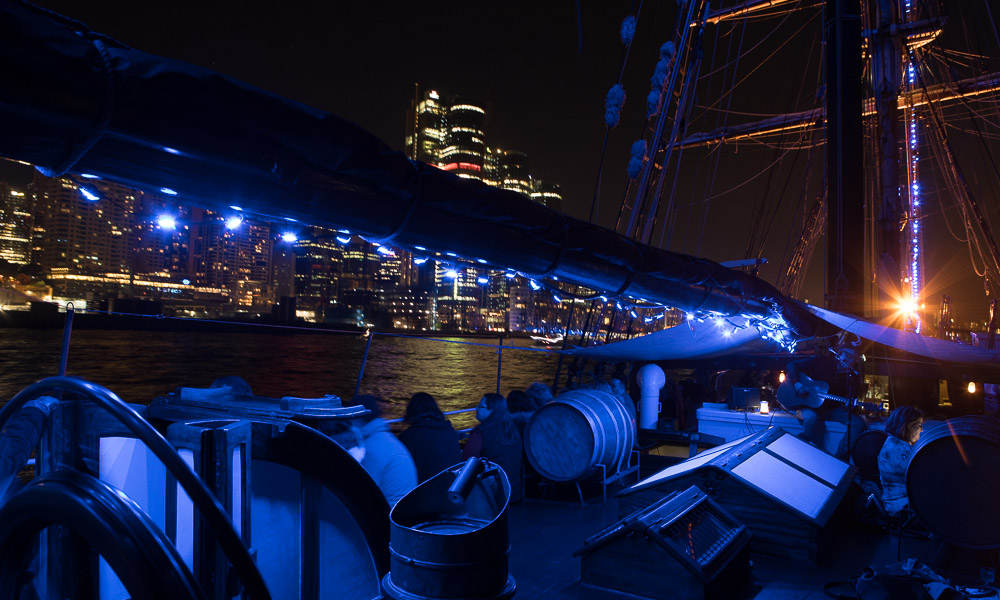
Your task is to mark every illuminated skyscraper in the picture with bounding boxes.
[406,85,448,165]
[31,174,135,274]
[440,101,487,181]
[485,148,531,197]
[530,180,563,212]
[0,182,33,265]
[293,230,342,315]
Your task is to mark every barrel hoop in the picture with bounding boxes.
[565,398,604,468]
[388,544,511,571]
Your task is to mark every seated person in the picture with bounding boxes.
[506,390,534,437]
[524,382,554,410]
[463,393,523,502]
[878,406,924,516]
[398,392,461,482]
[351,395,418,506]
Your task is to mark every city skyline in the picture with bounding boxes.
[0,89,675,336]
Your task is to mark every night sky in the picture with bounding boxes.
[32,1,1000,321]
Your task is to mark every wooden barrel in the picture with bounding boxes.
[524,389,636,482]
[907,416,1000,548]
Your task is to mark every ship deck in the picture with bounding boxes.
[505,459,994,600]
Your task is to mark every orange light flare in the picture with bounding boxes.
[946,420,971,466]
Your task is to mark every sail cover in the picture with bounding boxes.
[566,318,774,361]
[803,304,1000,366]
[0,2,813,330]
[569,301,1000,367]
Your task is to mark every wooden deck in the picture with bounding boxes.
[507,494,996,600]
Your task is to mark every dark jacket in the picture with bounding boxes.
[463,410,524,502]
[399,415,462,482]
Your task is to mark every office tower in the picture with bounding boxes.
[189,209,273,289]
[440,100,487,181]
[130,195,191,277]
[530,180,563,211]
[271,244,296,300]
[31,174,135,274]
[485,147,531,197]
[407,85,448,165]
[293,230,342,316]
[0,181,33,265]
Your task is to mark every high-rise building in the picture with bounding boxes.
[270,244,296,300]
[340,238,380,294]
[404,85,567,331]
[407,85,448,165]
[293,230,342,317]
[189,209,274,292]
[0,182,33,265]
[31,174,135,275]
[130,195,191,278]
[485,148,532,197]
[440,101,487,181]
[530,180,563,212]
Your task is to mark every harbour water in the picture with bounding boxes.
[0,329,560,430]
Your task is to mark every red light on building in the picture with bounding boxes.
[440,163,459,171]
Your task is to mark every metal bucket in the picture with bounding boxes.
[524,389,636,482]
[907,416,1000,548]
[383,459,515,600]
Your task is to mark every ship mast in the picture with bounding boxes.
[823,0,866,316]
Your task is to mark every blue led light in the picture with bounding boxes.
[156,214,177,230]
[444,269,459,279]
[599,295,608,302]
[476,258,488,264]
[529,279,541,291]
[336,236,351,244]
[224,216,243,230]
[163,146,180,155]
[281,232,298,243]
[284,217,298,222]
[79,187,99,202]
[553,294,562,303]
[414,245,427,251]
[630,310,639,318]
[181,278,191,285]
[79,173,99,179]
[686,313,694,321]
[505,271,516,279]
[338,229,350,234]
[445,251,457,257]
[377,246,394,256]
[160,187,178,196]
[413,257,428,265]
[477,277,489,285]
[229,205,243,211]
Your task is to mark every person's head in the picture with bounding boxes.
[886,406,924,444]
[506,390,534,414]
[524,382,554,408]
[476,393,507,422]
[353,394,383,422]
[405,392,443,422]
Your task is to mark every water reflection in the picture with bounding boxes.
[0,330,559,429]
